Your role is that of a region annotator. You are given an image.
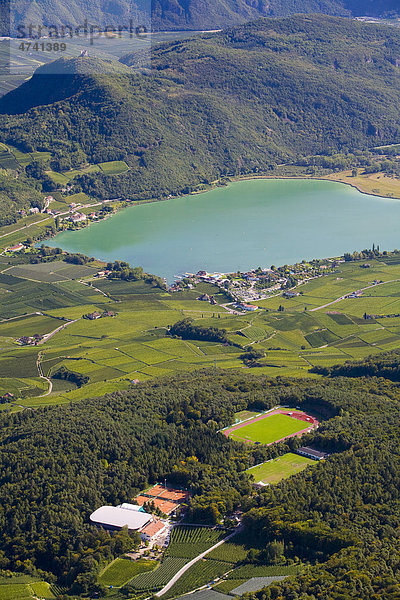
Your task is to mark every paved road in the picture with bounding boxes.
[156,527,242,597]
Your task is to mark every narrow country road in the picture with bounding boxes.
[156,526,242,597]
[36,352,53,396]
[38,318,80,345]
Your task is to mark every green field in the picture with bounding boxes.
[247,453,316,484]
[0,580,55,600]
[228,414,308,444]
[47,160,129,184]
[98,557,156,587]
[99,160,130,175]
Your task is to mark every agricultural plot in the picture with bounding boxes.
[3,257,400,408]
[48,160,129,184]
[166,526,226,560]
[98,558,156,587]
[4,262,98,282]
[230,576,288,595]
[227,564,299,580]
[0,584,32,600]
[247,453,316,485]
[0,314,60,338]
[0,580,54,600]
[164,558,234,599]
[227,413,310,445]
[206,538,249,563]
[129,557,189,591]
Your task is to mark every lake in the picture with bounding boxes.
[49,179,400,280]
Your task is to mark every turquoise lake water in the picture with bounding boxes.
[49,179,400,280]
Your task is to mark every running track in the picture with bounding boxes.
[223,409,319,445]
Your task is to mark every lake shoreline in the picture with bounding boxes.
[35,173,400,258]
[231,174,400,200]
[47,178,400,282]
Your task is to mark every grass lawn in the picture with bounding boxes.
[229,414,308,444]
[247,452,316,484]
[98,557,156,587]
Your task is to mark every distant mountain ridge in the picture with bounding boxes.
[1,15,400,203]
[9,0,400,34]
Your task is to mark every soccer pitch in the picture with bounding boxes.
[228,413,308,444]
[247,452,316,484]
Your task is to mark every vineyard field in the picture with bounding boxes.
[165,526,227,560]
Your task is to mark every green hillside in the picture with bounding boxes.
[1,15,400,210]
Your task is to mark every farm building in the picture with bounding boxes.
[236,303,258,312]
[297,446,329,461]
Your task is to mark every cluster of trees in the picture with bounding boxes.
[240,347,266,366]
[312,349,400,381]
[0,172,43,227]
[52,365,89,387]
[106,261,165,288]
[63,253,94,265]
[168,318,230,344]
[342,245,394,262]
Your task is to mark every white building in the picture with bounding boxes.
[90,505,167,543]
[90,506,151,532]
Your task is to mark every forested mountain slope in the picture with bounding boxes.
[9,0,400,34]
[1,15,400,203]
[0,363,399,598]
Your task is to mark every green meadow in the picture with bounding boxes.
[1,256,400,409]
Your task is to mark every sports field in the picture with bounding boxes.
[226,411,316,445]
[247,452,316,484]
